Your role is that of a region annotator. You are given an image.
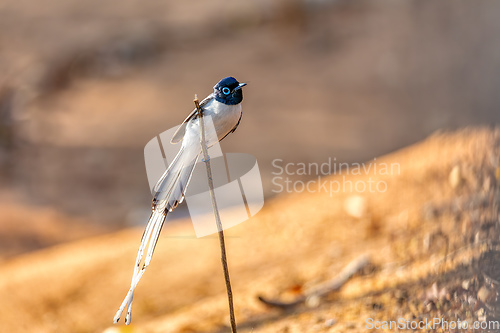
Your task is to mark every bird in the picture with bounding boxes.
[113,76,247,325]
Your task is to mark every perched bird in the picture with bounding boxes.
[114,76,246,325]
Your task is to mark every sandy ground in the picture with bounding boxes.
[0,127,498,333]
[0,197,103,260]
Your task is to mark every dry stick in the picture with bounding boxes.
[258,254,370,310]
[194,97,238,333]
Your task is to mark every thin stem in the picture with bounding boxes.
[194,97,237,333]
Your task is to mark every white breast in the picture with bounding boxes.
[205,99,242,139]
[182,99,242,148]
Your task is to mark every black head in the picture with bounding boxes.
[213,77,247,105]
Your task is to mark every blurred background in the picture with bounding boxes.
[0,1,500,330]
[2,0,500,246]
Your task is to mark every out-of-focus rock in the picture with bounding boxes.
[477,286,493,303]
[462,279,471,290]
[449,165,462,189]
[344,195,366,218]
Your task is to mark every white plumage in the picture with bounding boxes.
[114,94,243,325]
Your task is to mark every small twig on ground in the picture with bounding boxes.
[258,254,370,310]
[194,97,238,333]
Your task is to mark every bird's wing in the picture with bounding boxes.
[170,93,214,144]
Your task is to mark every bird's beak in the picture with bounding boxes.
[234,83,247,91]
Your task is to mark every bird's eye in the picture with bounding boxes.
[222,87,231,95]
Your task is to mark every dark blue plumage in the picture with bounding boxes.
[213,76,246,105]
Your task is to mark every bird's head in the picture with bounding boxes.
[213,77,247,105]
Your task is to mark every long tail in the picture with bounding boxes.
[114,146,199,325]
[153,145,199,212]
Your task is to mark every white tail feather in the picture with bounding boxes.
[114,146,199,325]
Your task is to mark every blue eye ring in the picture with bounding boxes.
[222,87,231,95]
